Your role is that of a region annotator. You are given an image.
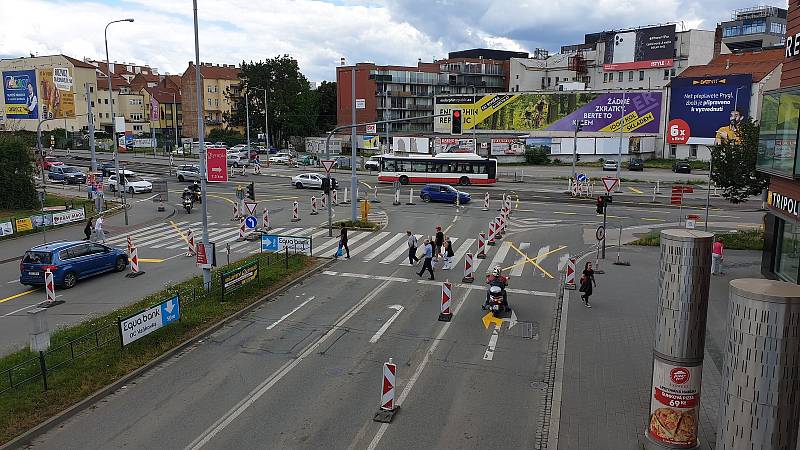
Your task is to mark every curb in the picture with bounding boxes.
[1,256,334,450]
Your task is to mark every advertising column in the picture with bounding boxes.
[645,229,712,449]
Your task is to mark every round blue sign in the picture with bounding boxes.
[576,173,588,182]
[245,215,258,229]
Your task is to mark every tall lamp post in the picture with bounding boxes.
[192,0,212,290]
[104,17,134,225]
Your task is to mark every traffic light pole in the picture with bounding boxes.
[602,199,607,259]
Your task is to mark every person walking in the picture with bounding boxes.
[417,239,434,280]
[434,226,444,261]
[83,217,93,240]
[442,236,455,270]
[712,237,724,275]
[334,223,350,259]
[579,261,596,308]
[406,231,419,265]
[93,214,106,243]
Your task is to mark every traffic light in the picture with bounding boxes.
[576,154,581,162]
[596,196,605,214]
[321,177,330,194]
[246,182,255,201]
[451,109,463,135]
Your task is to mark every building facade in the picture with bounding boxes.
[181,62,240,139]
[141,81,182,144]
[721,5,787,51]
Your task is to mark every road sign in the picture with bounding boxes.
[243,201,257,216]
[320,159,336,173]
[356,99,366,109]
[601,177,619,193]
[366,124,377,134]
[245,215,257,229]
[206,147,228,182]
[576,173,588,183]
[596,226,605,241]
[196,241,208,265]
[119,296,181,346]
[261,234,312,253]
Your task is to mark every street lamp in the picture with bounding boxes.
[104,17,134,225]
[192,0,212,290]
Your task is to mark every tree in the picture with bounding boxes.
[315,81,337,133]
[207,128,245,145]
[710,117,768,204]
[0,135,38,209]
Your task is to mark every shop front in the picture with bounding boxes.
[762,177,800,282]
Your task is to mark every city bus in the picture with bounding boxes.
[377,153,497,186]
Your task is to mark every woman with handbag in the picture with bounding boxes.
[579,261,596,308]
[442,237,455,270]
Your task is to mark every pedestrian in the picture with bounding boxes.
[83,217,93,240]
[94,214,106,244]
[334,223,350,259]
[442,236,454,270]
[417,239,434,280]
[712,237,724,275]
[579,261,596,308]
[435,226,444,260]
[254,154,261,174]
[406,230,419,265]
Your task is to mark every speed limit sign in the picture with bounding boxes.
[596,226,605,241]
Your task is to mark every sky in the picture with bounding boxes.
[0,0,788,82]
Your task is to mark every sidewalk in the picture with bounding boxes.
[555,245,762,449]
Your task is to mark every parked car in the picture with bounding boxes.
[269,152,292,164]
[420,184,470,204]
[176,164,201,182]
[672,160,692,174]
[365,156,382,171]
[99,161,117,177]
[42,156,64,171]
[602,160,618,171]
[227,154,250,168]
[107,170,153,194]
[627,158,644,171]
[297,154,316,166]
[19,241,128,289]
[48,165,86,184]
[291,173,338,189]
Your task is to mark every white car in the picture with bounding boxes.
[176,164,200,182]
[602,160,618,171]
[291,173,338,189]
[365,157,381,171]
[227,154,250,168]
[107,171,153,194]
[270,153,292,164]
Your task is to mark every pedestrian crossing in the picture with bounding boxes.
[109,222,566,279]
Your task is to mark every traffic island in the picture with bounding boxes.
[0,251,326,447]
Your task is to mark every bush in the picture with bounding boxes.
[333,220,379,230]
[207,128,246,146]
[0,135,37,210]
[630,229,763,250]
[524,147,550,165]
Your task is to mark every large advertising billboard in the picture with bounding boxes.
[392,136,429,153]
[435,91,662,135]
[603,25,675,71]
[38,67,75,119]
[433,137,476,154]
[667,75,752,146]
[3,70,38,119]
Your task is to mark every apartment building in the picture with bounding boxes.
[721,5,787,51]
[181,62,240,139]
[95,74,150,135]
[141,79,182,142]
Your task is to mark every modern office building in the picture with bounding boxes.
[720,5,787,51]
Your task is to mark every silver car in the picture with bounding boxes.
[176,164,200,182]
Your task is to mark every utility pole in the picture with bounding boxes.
[350,64,357,221]
[245,89,251,154]
[86,83,97,173]
[571,120,581,180]
[615,90,626,192]
[192,0,211,290]
[385,89,390,152]
[173,92,178,152]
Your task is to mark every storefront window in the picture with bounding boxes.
[757,90,800,176]
[776,219,800,282]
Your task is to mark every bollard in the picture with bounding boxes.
[126,246,145,278]
[291,201,300,222]
[438,281,453,321]
[231,202,239,221]
[564,257,576,290]
[186,229,195,257]
[495,216,504,239]
[127,235,133,254]
[342,187,349,204]
[238,218,246,241]
[655,180,660,195]
[483,192,489,211]
[462,253,475,283]
[311,196,318,215]
[406,188,416,205]
[332,189,339,205]
[477,232,487,258]
[498,193,505,211]
[487,220,497,246]
[372,186,381,203]
[45,269,56,303]
[320,193,327,209]
[262,208,270,230]
[393,189,400,206]
[373,358,398,423]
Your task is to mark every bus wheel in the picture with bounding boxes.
[458,176,470,186]
[399,176,409,185]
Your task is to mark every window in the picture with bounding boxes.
[515,74,519,79]
[555,76,559,84]
[618,72,623,82]
[775,219,800,282]
[104,99,108,104]
[690,144,698,158]
[411,161,427,172]
[547,77,551,86]
[91,101,95,107]
[628,71,634,82]
[670,69,676,77]
[669,144,677,157]
[515,84,519,92]
[208,99,212,106]
[664,69,670,80]
[639,70,645,81]
[771,22,786,35]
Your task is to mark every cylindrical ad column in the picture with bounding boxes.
[646,230,713,449]
[716,279,800,450]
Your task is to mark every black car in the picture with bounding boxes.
[99,161,117,177]
[672,161,692,174]
[628,158,644,171]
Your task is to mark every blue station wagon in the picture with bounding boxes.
[20,241,128,289]
[420,184,471,204]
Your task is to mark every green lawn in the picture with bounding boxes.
[630,229,763,250]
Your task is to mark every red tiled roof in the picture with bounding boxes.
[97,75,130,90]
[676,48,783,82]
[145,86,181,103]
[183,62,240,80]
[62,55,96,69]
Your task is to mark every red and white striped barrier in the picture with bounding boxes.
[262,208,270,230]
[439,280,453,321]
[462,253,475,283]
[127,235,133,254]
[311,196,318,215]
[487,220,496,246]
[373,358,398,423]
[477,232,487,259]
[332,189,338,205]
[125,246,144,278]
[238,218,246,241]
[483,192,489,211]
[291,201,300,222]
[494,216,504,239]
[231,202,240,221]
[321,193,327,209]
[45,269,56,303]
[186,228,195,257]
[565,257,577,290]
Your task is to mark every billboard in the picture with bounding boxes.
[392,136,429,153]
[435,91,662,134]
[491,138,524,156]
[3,70,38,119]
[433,137,476,154]
[38,67,75,119]
[667,75,752,145]
[603,25,675,71]
[360,135,379,149]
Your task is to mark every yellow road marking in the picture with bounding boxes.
[169,220,190,245]
[640,218,665,222]
[0,289,36,304]
[628,187,644,194]
[138,258,165,263]
[502,242,565,278]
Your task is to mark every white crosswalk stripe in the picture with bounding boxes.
[380,234,421,265]
[509,242,530,277]
[486,241,511,274]
[400,237,458,267]
[533,245,551,278]
[447,238,476,272]
[349,232,390,257]
[149,223,218,248]
[558,253,570,271]
[106,221,186,245]
[362,233,406,262]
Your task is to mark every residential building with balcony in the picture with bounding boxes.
[95,73,150,136]
[721,5,787,51]
[141,78,182,144]
[180,62,240,139]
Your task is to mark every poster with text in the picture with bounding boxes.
[393,136,430,153]
[490,138,525,156]
[433,137,476,154]
[38,67,75,119]
[603,25,676,71]
[647,359,701,448]
[3,70,38,119]
[667,75,752,146]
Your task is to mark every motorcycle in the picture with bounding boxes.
[182,191,194,213]
[483,276,510,313]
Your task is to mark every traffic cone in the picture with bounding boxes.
[373,358,398,423]
[439,281,453,322]
[462,253,475,283]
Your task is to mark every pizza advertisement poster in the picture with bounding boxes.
[647,358,702,447]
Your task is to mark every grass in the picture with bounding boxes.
[644,158,709,171]
[630,229,763,250]
[332,219,379,230]
[0,194,91,223]
[0,251,316,445]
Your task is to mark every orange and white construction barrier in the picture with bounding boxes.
[311,196,318,215]
[238,217,246,241]
[262,208,270,230]
[477,232,487,259]
[291,201,300,222]
[332,189,338,205]
[186,229,196,257]
[373,358,398,423]
[126,246,144,278]
[565,257,577,290]
[495,216,504,240]
[126,235,133,254]
[487,220,496,246]
[321,193,327,209]
[462,253,475,283]
[483,192,490,211]
[45,269,56,303]
[439,280,453,321]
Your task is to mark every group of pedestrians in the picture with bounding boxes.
[404,225,456,281]
[83,214,106,243]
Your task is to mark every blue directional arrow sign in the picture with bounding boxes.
[160,296,180,326]
[261,234,279,251]
[245,215,258,229]
[576,173,588,183]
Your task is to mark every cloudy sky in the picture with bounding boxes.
[0,0,787,82]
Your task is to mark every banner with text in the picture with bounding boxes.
[433,137,476,154]
[38,67,75,119]
[3,70,38,119]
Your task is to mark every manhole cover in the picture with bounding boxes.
[530,381,547,390]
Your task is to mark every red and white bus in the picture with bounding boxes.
[377,153,497,186]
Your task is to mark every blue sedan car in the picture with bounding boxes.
[420,184,471,204]
[20,241,128,289]
[48,165,87,184]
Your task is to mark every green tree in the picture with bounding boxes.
[0,135,38,209]
[710,117,768,204]
[314,81,337,132]
[207,128,245,146]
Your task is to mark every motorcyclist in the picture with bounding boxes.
[484,266,509,310]
[184,181,201,203]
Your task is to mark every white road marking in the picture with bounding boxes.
[361,233,405,262]
[265,296,315,330]
[348,232,390,257]
[558,253,569,271]
[533,245,550,278]
[449,238,476,271]
[7,280,19,284]
[509,242,530,277]
[322,270,409,283]
[368,305,404,344]
[483,326,500,360]
[486,241,511,273]
[1,304,37,317]
[105,220,188,245]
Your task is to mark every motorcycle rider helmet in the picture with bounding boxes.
[492,266,501,276]
[489,286,502,294]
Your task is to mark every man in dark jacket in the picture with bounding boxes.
[336,223,350,259]
[435,225,444,260]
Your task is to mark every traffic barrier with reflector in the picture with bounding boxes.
[321,193,327,208]
[311,196,318,215]
[45,269,55,303]
[126,246,145,278]
[127,235,133,254]
[477,232,487,258]
[373,358,398,423]
[439,280,453,322]
[462,253,475,283]
[291,201,300,222]
[483,192,489,211]
[406,188,416,205]
[332,189,339,205]
[565,257,576,290]
[238,218,246,241]
[231,202,239,221]
[487,220,496,246]
[186,229,195,257]
[494,217,504,239]
[262,208,270,230]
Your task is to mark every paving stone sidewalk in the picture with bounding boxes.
[556,245,762,450]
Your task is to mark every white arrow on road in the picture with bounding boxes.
[369,305,404,344]
[505,310,517,329]
[165,299,175,314]
[266,296,315,330]
[483,310,518,361]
